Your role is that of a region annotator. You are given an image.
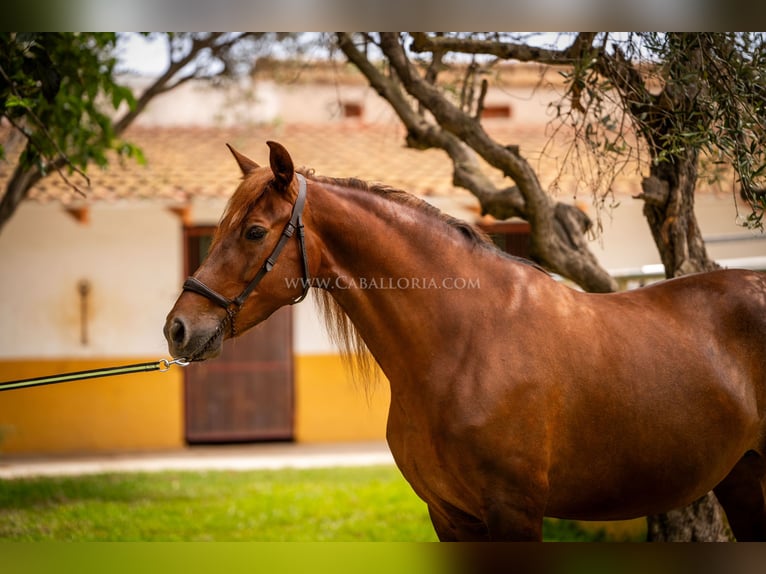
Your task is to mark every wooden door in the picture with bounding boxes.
[183,226,294,443]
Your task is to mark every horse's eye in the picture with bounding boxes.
[245,225,268,241]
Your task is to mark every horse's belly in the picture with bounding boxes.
[545,477,711,521]
[545,422,755,520]
[542,356,763,520]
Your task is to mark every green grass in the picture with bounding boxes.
[0,465,640,541]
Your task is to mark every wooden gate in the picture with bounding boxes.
[182,226,294,443]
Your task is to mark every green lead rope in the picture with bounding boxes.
[0,358,189,392]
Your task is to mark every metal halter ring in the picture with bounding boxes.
[158,358,191,372]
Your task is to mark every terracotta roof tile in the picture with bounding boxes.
[2,122,650,208]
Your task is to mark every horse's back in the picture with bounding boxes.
[584,268,766,342]
[630,269,766,362]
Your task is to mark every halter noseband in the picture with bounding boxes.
[182,174,310,335]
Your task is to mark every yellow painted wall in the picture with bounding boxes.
[295,354,389,443]
[0,359,185,454]
[0,354,389,455]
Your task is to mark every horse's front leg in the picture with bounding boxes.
[427,493,545,541]
[479,469,550,540]
[427,502,489,541]
[484,496,545,541]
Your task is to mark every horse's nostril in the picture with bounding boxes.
[168,317,187,347]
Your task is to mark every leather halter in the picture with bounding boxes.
[182,174,310,335]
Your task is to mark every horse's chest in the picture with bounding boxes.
[386,400,488,512]
[387,431,467,512]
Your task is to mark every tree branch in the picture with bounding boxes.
[340,33,616,292]
[114,32,257,136]
[378,33,555,233]
[338,33,525,218]
[410,32,598,65]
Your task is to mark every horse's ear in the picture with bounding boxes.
[267,140,294,191]
[226,144,260,176]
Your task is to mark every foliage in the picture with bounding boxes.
[0,466,633,541]
[557,32,766,228]
[0,32,298,233]
[0,32,141,192]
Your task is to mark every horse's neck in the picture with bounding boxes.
[313,185,460,284]
[310,182,508,386]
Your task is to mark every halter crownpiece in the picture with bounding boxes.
[181,174,311,334]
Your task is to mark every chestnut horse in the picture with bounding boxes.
[165,141,766,541]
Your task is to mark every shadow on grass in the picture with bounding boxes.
[0,473,190,510]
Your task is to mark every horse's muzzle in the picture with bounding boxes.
[163,311,224,362]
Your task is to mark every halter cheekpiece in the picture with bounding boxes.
[182,174,310,335]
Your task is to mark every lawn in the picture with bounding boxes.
[0,465,643,541]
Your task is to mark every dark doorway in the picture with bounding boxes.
[182,226,294,443]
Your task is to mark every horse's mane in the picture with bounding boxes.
[300,170,543,393]
[304,171,494,246]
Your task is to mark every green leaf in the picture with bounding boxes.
[3,94,31,110]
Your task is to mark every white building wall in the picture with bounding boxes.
[124,75,554,129]
[2,195,765,362]
[0,200,337,360]
[5,64,766,362]
[0,203,182,359]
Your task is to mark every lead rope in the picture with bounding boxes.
[0,357,189,392]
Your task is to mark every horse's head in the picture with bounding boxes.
[164,141,314,361]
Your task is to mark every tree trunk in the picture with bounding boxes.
[637,148,720,278]
[647,494,732,541]
[637,148,732,541]
[0,142,43,235]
